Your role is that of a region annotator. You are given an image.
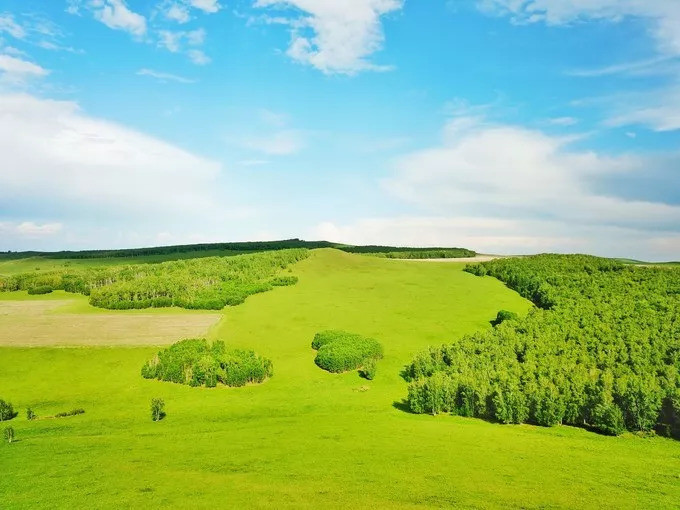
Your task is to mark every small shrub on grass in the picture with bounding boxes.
[359,359,377,380]
[0,400,15,421]
[27,285,53,295]
[4,427,14,443]
[142,339,273,388]
[26,408,36,421]
[492,309,518,326]
[312,330,383,374]
[54,409,85,418]
[151,398,165,422]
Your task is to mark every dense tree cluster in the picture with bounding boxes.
[312,330,384,373]
[142,339,273,388]
[365,249,476,259]
[405,255,680,438]
[1,249,308,310]
[0,399,15,421]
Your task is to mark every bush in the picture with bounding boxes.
[4,426,14,443]
[493,310,518,326]
[26,408,36,421]
[359,358,377,380]
[54,409,85,418]
[312,330,383,374]
[151,398,165,422]
[142,339,273,388]
[27,285,53,295]
[0,400,15,421]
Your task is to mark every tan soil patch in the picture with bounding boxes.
[0,300,221,347]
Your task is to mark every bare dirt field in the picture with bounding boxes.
[0,300,221,347]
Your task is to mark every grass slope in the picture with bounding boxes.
[1,249,679,508]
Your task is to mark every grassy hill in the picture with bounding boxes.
[1,249,679,508]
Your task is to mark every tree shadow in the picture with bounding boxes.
[392,400,414,414]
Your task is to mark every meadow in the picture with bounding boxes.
[1,249,679,509]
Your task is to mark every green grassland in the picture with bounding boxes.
[1,249,679,508]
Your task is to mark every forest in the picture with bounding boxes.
[405,255,680,438]
[0,249,308,310]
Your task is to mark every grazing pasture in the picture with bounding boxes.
[1,249,679,509]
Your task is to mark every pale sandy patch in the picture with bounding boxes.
[0,300,221,347]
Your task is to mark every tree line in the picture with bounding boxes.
[405,254,680,438]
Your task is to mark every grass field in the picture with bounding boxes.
[1,249,679,509]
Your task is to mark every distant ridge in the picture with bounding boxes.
[0,239,476,260]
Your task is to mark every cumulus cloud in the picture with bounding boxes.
[158,28,209,64]
[315,114,680,261]
[0,93,230,224]
[189,0,221,13]
[89,0,147,37]
[478,0,680,56]
[253,0,403,74]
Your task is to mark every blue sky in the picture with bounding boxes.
[0,0,679,260]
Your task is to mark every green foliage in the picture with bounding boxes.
[312,330,383,373]
[362,248,476,259]
[151,398,165,422]
[4,426,14,443]
[142,339,273,388]
[405,255,680,438]
[0,399,15,421]
[27,285,53,295]
[493,309,518,326]
[359,358,377,380]
[54,409,85,418]
[2,249,308,311]
[26,408,36,420]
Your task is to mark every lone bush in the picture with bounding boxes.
[359,358,377,380]
[312,330,383,374]
[142,339,273,388]
[492,310,518,326]
[26,408,36,421]
[151,398,165,422]
[4,426,14,443]
[0,400,15,421]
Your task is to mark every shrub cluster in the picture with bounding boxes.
[1,249,308,311]
[27,285,53,295]
[0,399,15,421]
[142,339,273,388]
[404,255,680,439]
[312,330,383,374]
[54,409,85,418]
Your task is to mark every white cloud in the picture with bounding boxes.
[604,86,680,132]
[165,3,191,23]
[189,0,221,13]
[0,54,49,84]
[0,13,26,39]
[312,217,680,261]
[547,116,578,126]
[91,0,147,37]
[187,48,210,65]
[478,0,680,56]
[0,221,63,238]
[310,114,680,260]
[241,129,305,155]
[253,0,403,74]
[137,68,196,83]
[158,28,209,64]
[0,93,229,223]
